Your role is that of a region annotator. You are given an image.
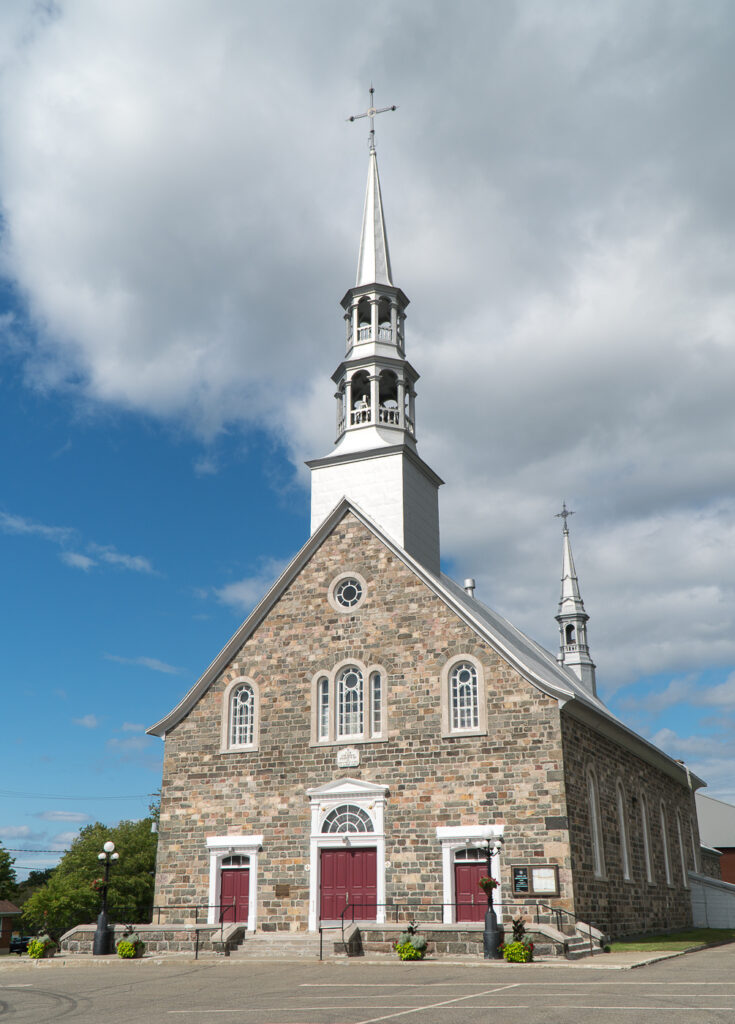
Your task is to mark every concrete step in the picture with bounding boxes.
[229,933,322,959]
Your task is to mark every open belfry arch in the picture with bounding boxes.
[148,89,707,949]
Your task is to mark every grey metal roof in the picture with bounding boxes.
[696,793,735,848]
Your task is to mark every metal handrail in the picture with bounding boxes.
[336,900,551,942]
[534,902,600,956]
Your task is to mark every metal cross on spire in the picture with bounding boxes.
[347,85,397,151]
[555,501,575,532]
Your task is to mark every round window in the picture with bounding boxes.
[335,577,363,608]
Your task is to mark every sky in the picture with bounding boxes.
[1,0,734,879]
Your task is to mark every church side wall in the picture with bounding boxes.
[561,711,699,937]
[154,514,575,932]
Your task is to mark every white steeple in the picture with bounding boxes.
[555,503,597,696]
[307,90,442,573]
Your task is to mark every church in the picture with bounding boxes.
[149,104,705,944]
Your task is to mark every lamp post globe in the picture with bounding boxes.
[92,842,120,956]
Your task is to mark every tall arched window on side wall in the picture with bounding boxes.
[337,665,364,738]
[450,662,479,732]
[587,768,605,879]
[640,792,654,883]
[317,676,330,742]
[676,810,689,888]
[660,801,673,886]
[690,817,700,874]
[616,781,632,881]
[370,671,383,738]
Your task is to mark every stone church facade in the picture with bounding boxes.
[149,112,704,939]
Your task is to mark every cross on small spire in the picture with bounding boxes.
[555,501,575,532]
[347,85,397,151]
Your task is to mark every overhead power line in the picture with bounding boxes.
[0,790,154,801]
[5,848,69,853]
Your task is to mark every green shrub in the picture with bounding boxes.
[117,941,137,959]
[502,940,533,963]
[27,935,56,959]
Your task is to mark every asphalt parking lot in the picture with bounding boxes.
[1,945,734,1024]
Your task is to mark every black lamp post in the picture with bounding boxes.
[92,841,119,955]
[482,837,504,960]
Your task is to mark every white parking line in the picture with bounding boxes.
[352,984,521,1024]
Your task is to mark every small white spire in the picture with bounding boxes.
[348,87,396,287]
[554,504,597,697]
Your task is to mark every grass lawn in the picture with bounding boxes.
[610,928,735,952]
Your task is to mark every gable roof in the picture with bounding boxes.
[146,498,704,789]
[696,792,735,847]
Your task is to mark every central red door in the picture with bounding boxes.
[220,868,250,923]
[320,848,377,921]
[455,862,488,922]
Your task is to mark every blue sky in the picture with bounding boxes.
[1,0,735,877]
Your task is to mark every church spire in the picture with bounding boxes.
[307,90,443,574]
[356,147,393,286]
[554,503,597,696]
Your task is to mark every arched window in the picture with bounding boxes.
[451,661,479,731]
[587,769,605,878]
[640,793,654,883]
[565,624,576,645]
[221,854,249,867]
[230,683,255,748]
[370,671,383,738]
[321,804,374,833]
[660,802,673,886]
[317,676,330,742]
[690,816,700,874]
[676,810,688,888]
[337,665,364,738]
[616,782,631,880]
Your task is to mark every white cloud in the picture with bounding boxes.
[0,1,734,694]
[121,722,145,733]
[650,726,735,804]
[73,713,99,728]
[215,558,289,613]
[89,544,154,574]
[35,810,89,823]
[623,672,735,714]
[0,825,42,839]
[104,654,180,674]
[60,551,96,571]
[50,831,78,847]
[0,510,72,545]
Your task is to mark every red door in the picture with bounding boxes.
[455,862,488,922]
[220,868,249,923]
[320,848,377,921]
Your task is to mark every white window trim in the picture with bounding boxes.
[640,791,655,885]
[327,571,368,614]
[660,801,673,887]
[440,654,488,738]
[587,767,606,880]
[310,660,388,746]
[676,810,689,889]
[220,676,260,753]
[690,816,700,874]
[436,825,504,924]
[305,778,389,932]
[206,834,263,930]
[616,780,632,882]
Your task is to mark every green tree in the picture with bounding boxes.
[14,868,55,908]
[22,818,157,940]
[0,843,17,901]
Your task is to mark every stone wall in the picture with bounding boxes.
[700,848,722,880]
[60,923,224,955]
[154,513,573,930]
[561,710,698,936]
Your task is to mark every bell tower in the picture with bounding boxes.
[307,91,442,573]
[555,503,597,697]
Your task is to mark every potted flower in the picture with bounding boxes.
[501,914,534,962]
[394,922,428,961]
[27,933,57,959]
[116,926,146,959]
[478,875,498,896]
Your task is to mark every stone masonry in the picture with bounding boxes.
[155,513,573,930]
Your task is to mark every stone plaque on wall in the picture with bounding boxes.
[337,747,360,768]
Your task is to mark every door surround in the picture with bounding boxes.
[206,834,263,930]
[306,777,388,932]
[436,825,504,924]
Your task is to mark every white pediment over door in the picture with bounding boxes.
[306,777,389,800]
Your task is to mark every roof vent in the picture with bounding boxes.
[463,578,476,598]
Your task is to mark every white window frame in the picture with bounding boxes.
[690,816,700,874]
[660,801,673,887]
[327,571,368,614]
[587,767,606,879]
[676,810,689,888]
[305,778,389,932]
[436,825,504,924]
[220,676,260,753]
[440,654,488,738]
[616,780,632,882]
[311,660,387,746]
[640,791,654,884]
[206,834,263,931]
